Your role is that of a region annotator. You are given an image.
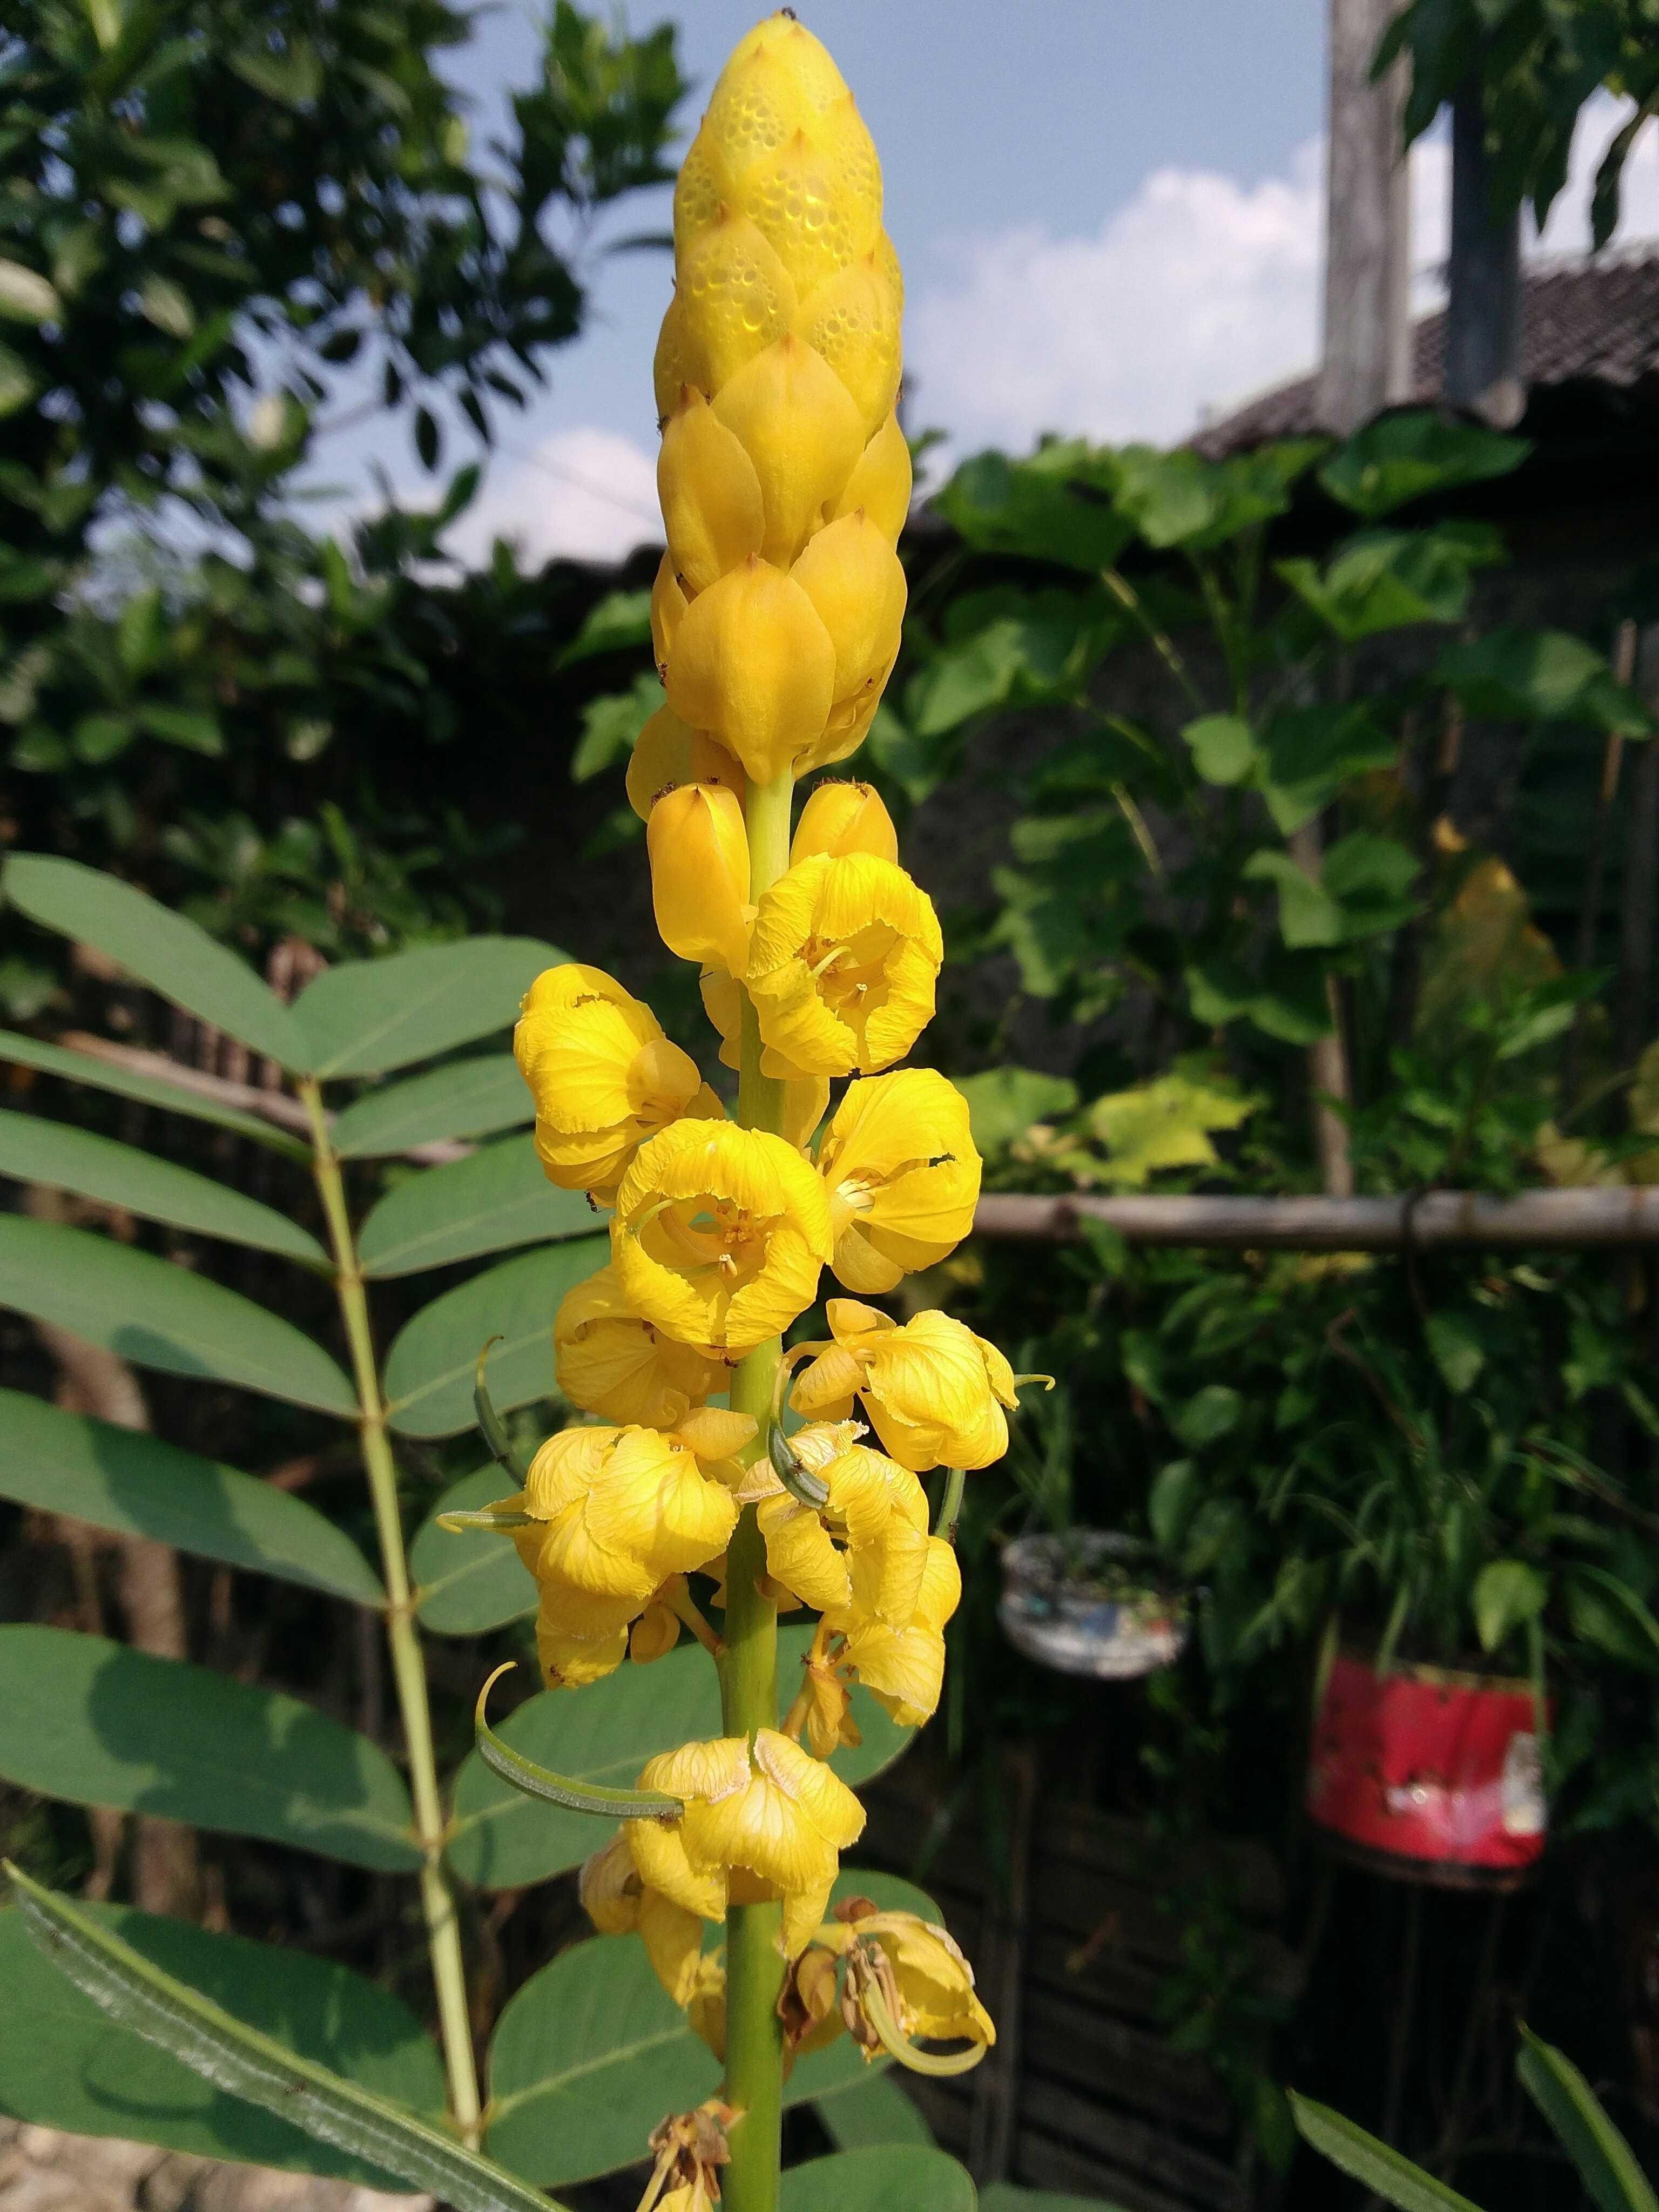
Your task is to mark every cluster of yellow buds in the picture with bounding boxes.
[458,15,1027,2138]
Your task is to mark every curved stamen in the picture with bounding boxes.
[860,1981,988,2078]
[473,1664,685,1819]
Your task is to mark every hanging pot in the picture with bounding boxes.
[1305,1644,1548,1889]
[999,1531,1190,1680]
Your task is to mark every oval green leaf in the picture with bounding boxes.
[412,1466,537,1636]
[0,1626,418,1871]
[3,855,311,1068]
[816,2072,935,2151]
[0,1388,381,1603]
[980,2192,1130,2212]
[0,1896,442,2183]
[0,1215,355,1416]
[781,2148,977,2212]
[331,1054,531,1158]
[293,938,564,1079]
[5,1871,564,2212]
[0,1108,327,1266]
[359,1136,596,1278]
[445,1626,913,1891]
[0,1029,307,1157]
[385,1236,605,1437]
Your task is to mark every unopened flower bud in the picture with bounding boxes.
[791,780,898,865]
[648,781,752,977]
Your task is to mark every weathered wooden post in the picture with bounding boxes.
[1317,0,1413,434]
[1445,63,1525,424]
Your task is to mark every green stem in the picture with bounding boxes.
[720,766,794,2212]
[300,1081,483,2144]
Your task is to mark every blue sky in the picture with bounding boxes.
[299,3,1659,566]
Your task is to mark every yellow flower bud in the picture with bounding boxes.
[658,388,766,593]
[676,211,798,400]
[554,1263,728,1428]
[514,962,721,1202]
[652,290,707,426]
[630,1599,683,1664]
[665,555,835,785]
[651,552,687,673]
[737,99,882,296]
[790,510,907,710]
[745,852,943,1078]
[795,248,902,437]
[611,1118,833,1354]
[626,707,744,824]
[830,411,913,544]
[648,781,753,977]
[792,1298,1019,1472]
[711,334,865,567]
[791,780,897,868]
[712,13,851,132]
[818,1068,981,1294]
[626,1727,865,1958]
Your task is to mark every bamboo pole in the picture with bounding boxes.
[971,1188,1659,1250]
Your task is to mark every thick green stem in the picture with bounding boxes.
[300,1081,482,2143]
[719,766,794,2212]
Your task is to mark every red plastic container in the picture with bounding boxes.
[1305,1649,1547,1888]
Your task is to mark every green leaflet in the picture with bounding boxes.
[780,2147,977,2211]
[410,1467,536,1636]
[6,1869,565,2212]
[385,1237,605,1437]
[816,2072,935,2151]
[292,936,564,1077]
[1289,2092,1486,2212]
[330,1053,530,1157]
[358,1134,595,1277]
[1516,2026,1659,2212]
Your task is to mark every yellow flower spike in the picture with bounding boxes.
[648,782,753,978]
[790,512,907,716]
[627,709,745,826]
[650,552,687,673]
[629,1729,866,1959]
[794,248,903,437]
[791,780,898,866]
[818,1068,982,1294]
[830,412,913,545]
[665,555,837,786]
[713,12,851,126]
[835,1904,994,2072]
[791,1299,1020,1471]
[658,389,766,594]
[673,210,798,400]
[710,334,866,568]
[612,1118,833,1355]
[554,1264,730,1429]
[514,962,721,1202]
[745,852,943,1078]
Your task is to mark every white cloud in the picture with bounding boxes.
[908,93,1659,457]
[444,425,660,568]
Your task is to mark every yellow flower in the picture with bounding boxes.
[791,1298,1018,1471]
[791,779,898,866]
[745,853,942,1078]
[664,554,836,786]
[612,1118,833,1354]
[790,512,907,731]
[817,1070,982,1294]
[626,706,744,823]
[514,963,721,1202]
[625,1728,865,1957]
[832,1901,994,2058]
[579,1830,706,2008]
[647,781,752,977]
[554,1264,729,1428]
[755,1425,929,1628]
[830,1534,960,1727]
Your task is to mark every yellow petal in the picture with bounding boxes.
[839,1614,946,1728]
[675,211,798,399]
[736,98,882,295]
[554,1264,729,1428]
[781,1870,838,1962]
[627,707,745,824]
[651,550,687,668]
[791,781,898,866]
[626,1810,727,1924]
[830,411,912,545]
[784,1074,831,1150]
[653,291,707,423]
[536,1604,632,1689]
[665,556,835,786]
[630,1600,682,1665]
[699,967,744,1073]
[578,1832,642,1935]
[711,335,865,567]
[524,1425,618,1520]
[658,388,766,593]
[674,1405,760,1464]
[580,1430,738,1583]
[788,1340,865,1421]
[790,512,907,708]
[795,246,902,436]
[638,1885,709,2007]
[757,1492,851,1611]
[649,781,753,977]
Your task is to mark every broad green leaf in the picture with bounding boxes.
[981,2191,1129,2211]
[1472,1561,1549,1655]
[2,855,309,1068]
[485,1873,942,2187]
[385,1236,606,1437]
[1243,849,1345,948]
[1258,703,1400,835]
[1115,440,1321,550]
[1435,630,1649,733]
[0,1389,381,1602]
[556,588,653,668]
[0,1626,418,1871]
[1171,1384,1243,1449]
[934,443,1131,572]
[1566,1568,1659,1671]
[331,1055,530,1158]
[292,938,564,1078]
[574,672,661,782]
[1278,525,1501,641]
[1516,2026,1659,2212]
[0,1108,327,1266]
[359,1136,595,1277]
[1086,1069,1255,1187]
[6,1871,563,2212]
[817,2072,935,2150]
[0,1898,441,2183]
[954,1067,1077,1155]
[780,2148,977,2212]
[412,1466,536,1635]
[1289,2092,1486,2212]
[1182,713,1257,784]
[1318,410,1528,519]
[446,1624,913,1890]
[0,1029,307,1157]
[0,1215,355,1417]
